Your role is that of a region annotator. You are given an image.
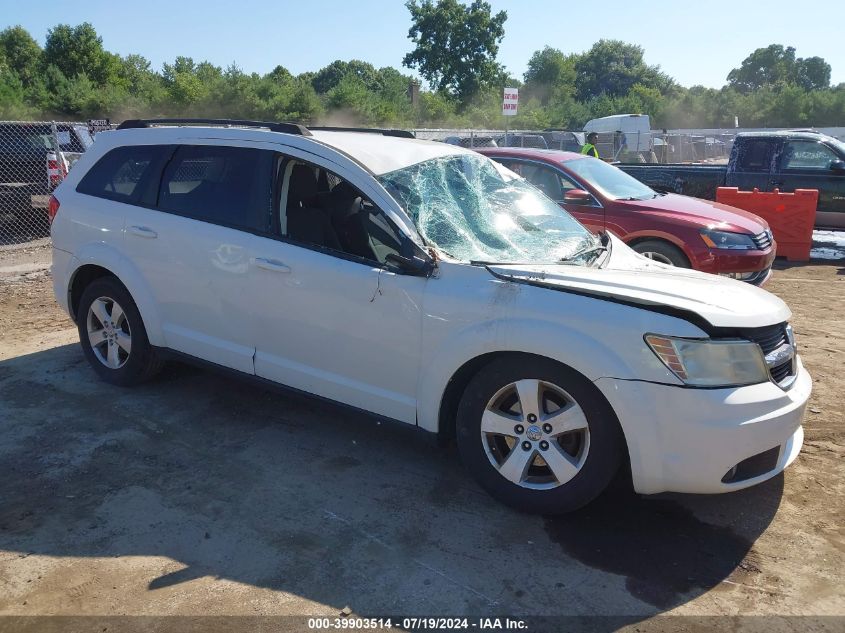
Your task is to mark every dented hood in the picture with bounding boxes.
[486,234,790,330]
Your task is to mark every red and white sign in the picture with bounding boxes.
[502,87,518,116]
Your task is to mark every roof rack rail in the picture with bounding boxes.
[117,118,312,136]
[309,126,415,139]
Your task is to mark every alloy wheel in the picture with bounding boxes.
[86,296,132,369]
[640,251,674,265]
[480,379,590,490]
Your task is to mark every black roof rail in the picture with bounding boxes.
[309,126,416,139]
[117,118,312,136]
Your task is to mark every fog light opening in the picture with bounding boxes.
[721,465,738,483]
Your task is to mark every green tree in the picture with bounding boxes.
[312,60,349,94]
[312,59,380,94]
[403,0,507,104]
[795,56,831,91]
[43,23,115,85]
[574,40,673,101]
[0,26,42,86]
[523,46,576,103]
[0,68,31,118]
[267,65,292,84]
[727,44,798,93]
[117,54,153,91]
[726,44,830,93]
[286,78,322,122]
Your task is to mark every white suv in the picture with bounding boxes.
[50,119,811,513]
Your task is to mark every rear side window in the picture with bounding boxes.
[157,145,273,231]
[735,140,773,172]
[77,145,169,203]
[782,141,838,170]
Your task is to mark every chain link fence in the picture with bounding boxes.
[414,128,735,163]
[0,121,94,246]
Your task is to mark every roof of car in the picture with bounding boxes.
[735,130,832,141]
[310,130,473,174]
[105,124,474,176]
[475,147,585,164]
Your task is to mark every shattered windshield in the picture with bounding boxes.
[377,154,595,264]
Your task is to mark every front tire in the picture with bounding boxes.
[456,355,623,514]
[632,239,690,267]
[77,277,163,386]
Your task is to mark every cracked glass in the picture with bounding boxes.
[377,154,596,264]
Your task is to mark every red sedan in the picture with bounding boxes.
[477,148,776,285]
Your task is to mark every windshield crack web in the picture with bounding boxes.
[378,155,595,265]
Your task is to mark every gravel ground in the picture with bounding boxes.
[0,242,843,628]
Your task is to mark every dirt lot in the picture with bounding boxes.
[0,242,843,627]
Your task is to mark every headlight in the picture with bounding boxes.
[700,229,756,250]
[645,334,769,387]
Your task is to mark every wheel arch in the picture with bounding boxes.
[66,245,164,345]
[436,350,618,438]
[437,351,509,443]
[436,350,633,484]
[624,232,693,266]
[69,264,118,321]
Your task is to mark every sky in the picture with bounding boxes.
[2,0,843,88]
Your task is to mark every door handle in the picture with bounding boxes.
[254,257,291,273]
[128,225,158,239]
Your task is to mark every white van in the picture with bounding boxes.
[584,114,652,155]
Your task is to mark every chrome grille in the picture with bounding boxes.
[751,230,773,250]
[740,322,796,388]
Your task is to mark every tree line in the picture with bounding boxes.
[1,0,842,129]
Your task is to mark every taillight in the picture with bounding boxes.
[47,156,61,188]
[48,195,60,224]
[47,153,67,191]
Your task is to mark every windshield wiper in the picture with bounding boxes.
[566,243,606,260]
[564,234,610,263]
[470,260,525,266]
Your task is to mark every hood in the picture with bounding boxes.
[486,234,790,330]
[625,193,768,234]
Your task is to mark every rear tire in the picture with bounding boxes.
[77,277,163,386]
[632,239,690,267]
[456,355,623,514]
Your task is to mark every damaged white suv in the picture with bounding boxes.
[50,120,811,513]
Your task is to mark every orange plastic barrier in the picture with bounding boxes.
[715,187,817,262]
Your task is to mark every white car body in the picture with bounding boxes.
[50,123,809,501]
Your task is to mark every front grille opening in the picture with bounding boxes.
[744,323,788,354]
[751,231,772,250]
[721,446,781,483]
[770,360,792,383]
[738,322,796,387]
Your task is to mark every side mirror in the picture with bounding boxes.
[384,252,433,276]
[830,159,845,172]
[563,189,592,205]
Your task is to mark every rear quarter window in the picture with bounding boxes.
[76,145,170,204]
[157,145,273,232]
[735,139,774,172]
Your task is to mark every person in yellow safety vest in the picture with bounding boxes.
[581,132,599,158]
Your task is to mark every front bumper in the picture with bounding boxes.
[712,247,776,280]
[594,358,811,495]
